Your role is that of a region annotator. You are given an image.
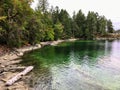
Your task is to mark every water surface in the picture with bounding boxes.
[22,40,120,90]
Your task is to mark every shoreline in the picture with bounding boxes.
[0,39,77,90]
[95,37,120,40]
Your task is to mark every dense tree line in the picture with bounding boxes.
[0,0,114,47]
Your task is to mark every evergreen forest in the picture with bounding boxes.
[0,0,114,47]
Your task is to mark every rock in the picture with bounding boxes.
[1,65,5,68]
[35,44,41,48]
[17,52,23,56]
[0,87,4,90]
[3,58,7,60]
[0,68,4,74]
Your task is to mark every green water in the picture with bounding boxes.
[22,40,120,90]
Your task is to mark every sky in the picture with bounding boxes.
[31,0,120,30]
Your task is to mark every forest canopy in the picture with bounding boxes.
[0,0,114,47]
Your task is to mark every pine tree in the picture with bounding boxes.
[59,9,72,38]
[74,10,86,38]
[107,19,114,33]
[37,0,49,13]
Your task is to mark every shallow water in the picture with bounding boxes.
[22,40,120,90]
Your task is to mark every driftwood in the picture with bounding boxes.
[6,66,34,86]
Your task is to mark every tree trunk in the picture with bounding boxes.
[6,66,34,86]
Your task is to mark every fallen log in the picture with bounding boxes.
[5,66,34,86]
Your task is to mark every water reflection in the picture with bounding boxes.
[22,40,120,90]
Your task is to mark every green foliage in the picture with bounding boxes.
[0,0,114,47]
[86,11,98,39]
[37,0,49,13]
[97,16,107,35]
[59,9,72,38]
[0,0,34,47]
[51,6,60,24]
[26,16,41,45]
[0,16,7,21]
[45,27,54,41]
[73,10,86,38]
[72,11,108,39]
[107,19,114,33]
[54,21,63,40]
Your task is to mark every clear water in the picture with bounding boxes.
[22,40,120,90]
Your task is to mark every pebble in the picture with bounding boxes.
[0,69,4,74]
[17,52,23,56]
[35,44,41,48]
[1,65,5,68]
[3,58,7,60]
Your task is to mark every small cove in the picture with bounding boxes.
[22,40,120,90]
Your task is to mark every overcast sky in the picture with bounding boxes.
[32,0,120,30]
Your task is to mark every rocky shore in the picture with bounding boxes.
[0,39,77,90]
[95,33,120,40]
[0,44,41,90]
